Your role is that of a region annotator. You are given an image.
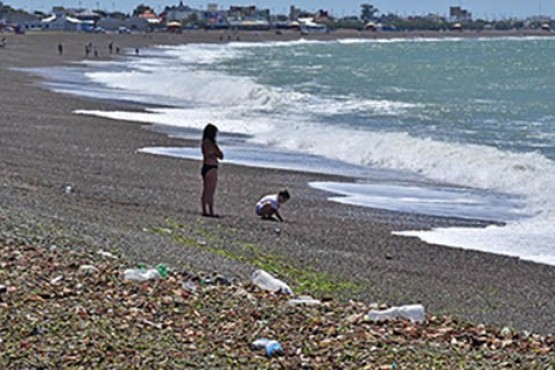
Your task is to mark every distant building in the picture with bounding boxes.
[72,9,101,24]
[229,6,257,17]
[1,12,40,29]
[289,6,300,21]
[41,14,93,31]
[314,9,332,23]
[425,13,445,23]
[164,1,196,22]
[203,9,228,29]
[449,6,471,22]
[51,7,67,16]
[97,16,126,31]
[125,16,151,32]
[228,6,269,20]
[139,9,162,26]
[298,17,328,34]
[227,19,270,30]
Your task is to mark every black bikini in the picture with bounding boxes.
[201,164,218,177]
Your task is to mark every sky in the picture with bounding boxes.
[4,0,555,19]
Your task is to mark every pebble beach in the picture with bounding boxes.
[1,28,555,348]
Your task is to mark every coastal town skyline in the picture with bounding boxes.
[4,0,555,19]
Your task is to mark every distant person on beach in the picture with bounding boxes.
[255,190,290,222]
[201,123,224,217]
[57,43,63,55]
[108,41,113,54]
[0,37,6,48]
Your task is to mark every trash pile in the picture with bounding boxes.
[0,240,554,368]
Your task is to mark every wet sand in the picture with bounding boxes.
[1,31,554,334]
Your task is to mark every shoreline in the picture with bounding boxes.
[1,31,555,335]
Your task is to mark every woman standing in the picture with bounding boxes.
[201,123,224,217]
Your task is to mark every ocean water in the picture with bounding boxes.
[28,36,555,266]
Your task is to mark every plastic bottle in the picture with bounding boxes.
[397,304,425,322]
[182,280,197,293]
[366,304,425,323]
[251,269,293,295]
[97,250,117,259]
[287,295,322,306]
[155,264,169,278]
[251,338,283,357]
[123,268,161,282]
[78,265,100,275]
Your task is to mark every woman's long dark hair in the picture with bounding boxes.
[202,123,218,143]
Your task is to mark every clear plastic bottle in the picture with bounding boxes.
[366,304,425,323]
[287,295,322,306]
[123,268,161,282]
[252,338,283,357]
[251,269,293,295]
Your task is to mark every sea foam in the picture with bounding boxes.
[60,39,555,266]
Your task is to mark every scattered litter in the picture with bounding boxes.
[78,265,100,275]
[97,250,117,259]
[251,338,283,357]
[346,313,365,324]
[0,242,553,368]
[64,185,72,194]
[49,245,57,252]
[155,264,169,278]
[201,274,232,286]
[287,295,321,306]
[31,326,44,336]
[181,280,197,293]
[123,268,161,282]
[214,275,232,285]
[274,228,281,235]
[252,269,293,295]
[141,319,163,330]
[366,304,425,323]
[49,276,64,286]
[501,327,512,338]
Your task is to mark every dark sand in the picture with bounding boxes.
[1,30,554,335]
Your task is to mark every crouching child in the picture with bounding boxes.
[255,190,290,222]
